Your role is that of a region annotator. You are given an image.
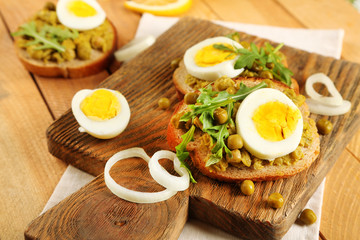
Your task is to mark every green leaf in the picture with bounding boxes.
[175,125,197,183]
[41,25,79,42]
[234,53,256,69]
[211,41,294,86]
[177,81,267,171]
[12,21,78,53]
[213,44,235,52]
[181,81,267,123]
[225,32,241,41]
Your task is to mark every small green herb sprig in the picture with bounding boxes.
[12,21,79,52]
[213,41,293,86]
[175,81,267,182]
[175,125,197,183]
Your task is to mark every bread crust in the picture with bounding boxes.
[167,79,320,182]
[14,20,117,78]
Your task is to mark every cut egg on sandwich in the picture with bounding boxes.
[57,0,106,31]
[183,36,244,81]
[236,88,303,160]
[72,88,130,139]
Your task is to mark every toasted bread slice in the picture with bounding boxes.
[173,59,300,98]
[14,20,117,78]
[167,78,320,182]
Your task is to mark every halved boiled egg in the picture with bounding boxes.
[183,36,244,81]
[236,88,303,160]
[72,88,130,139]
[57,0,106,31]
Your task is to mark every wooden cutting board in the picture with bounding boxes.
[25,17,360,239]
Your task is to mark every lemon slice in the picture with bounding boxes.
[124,0,192,16]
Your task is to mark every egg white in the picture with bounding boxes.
[183,36,244,81]
[236,88,303,160]
[57,0,106,31]
[71,88,130,139]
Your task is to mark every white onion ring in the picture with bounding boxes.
[114,35,156,62]
[148,150,190,191]
[305,73,343,106]
[306,98,351,116]
[305,73,351,115]
[104,148,177,203]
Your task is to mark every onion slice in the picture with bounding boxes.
[306,98,351,116]
[104,148,177,203]
[114,35,156,62]
[148,150,190,191]
[305,73,343,106]
[305,73,351,115]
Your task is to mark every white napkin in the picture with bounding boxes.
[42,13,344,239]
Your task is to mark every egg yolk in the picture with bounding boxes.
[252,101,301,142]
[67,0,97,17]
[195,43,235,67]
[80,89,121,121]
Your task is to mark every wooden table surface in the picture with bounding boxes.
[0,0,359,239]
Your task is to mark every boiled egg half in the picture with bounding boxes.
[57,0,106,31]
[236,88,303,160]
[183,36,244,81]
[72,88,130,139]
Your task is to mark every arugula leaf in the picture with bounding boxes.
[205,118,232,167]
[12,21,78,52]
[181,81,267,123]
[41,25,79,42]
[225,32,241,42]
[213,44,235,52]
[178,81,267,168]
[214,41,294,86]
[175,125,197,183]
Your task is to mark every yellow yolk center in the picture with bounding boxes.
[67,0,97,17]
[80,89,121,121]
[195,43,235,67]
[252,101,301,142]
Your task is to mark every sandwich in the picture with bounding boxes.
[12,0,117,78]
[167,35,320,182]
[172,34,299,97]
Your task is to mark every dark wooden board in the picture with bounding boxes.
[26,17,360,239]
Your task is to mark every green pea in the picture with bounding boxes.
[266,62,275,69]
[268,192,284,208]
[226,149,241,163]
[214,107,228,124]
[316,118,333,135]
[299,209,317,225]
[240,180,255,196]
[240,41,251,50]
[227,134,243,150]
[158,97,170,109]
[170,58,181,69]
[259,70,273,79]
[184,92,199,105]
[251,62,263,72]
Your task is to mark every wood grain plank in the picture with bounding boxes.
[202,0,304,27]
[25,159,189,240]
[28,17,360,239]
[0,9,67,240]
[346,129,360,160]
[320,149,360,240]
[276,0,360,64]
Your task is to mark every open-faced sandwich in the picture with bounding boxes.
[12,0,117,78]
[173,35,299,97]
[167,35,320,182]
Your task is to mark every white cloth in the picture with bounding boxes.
[43,13,344,239]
